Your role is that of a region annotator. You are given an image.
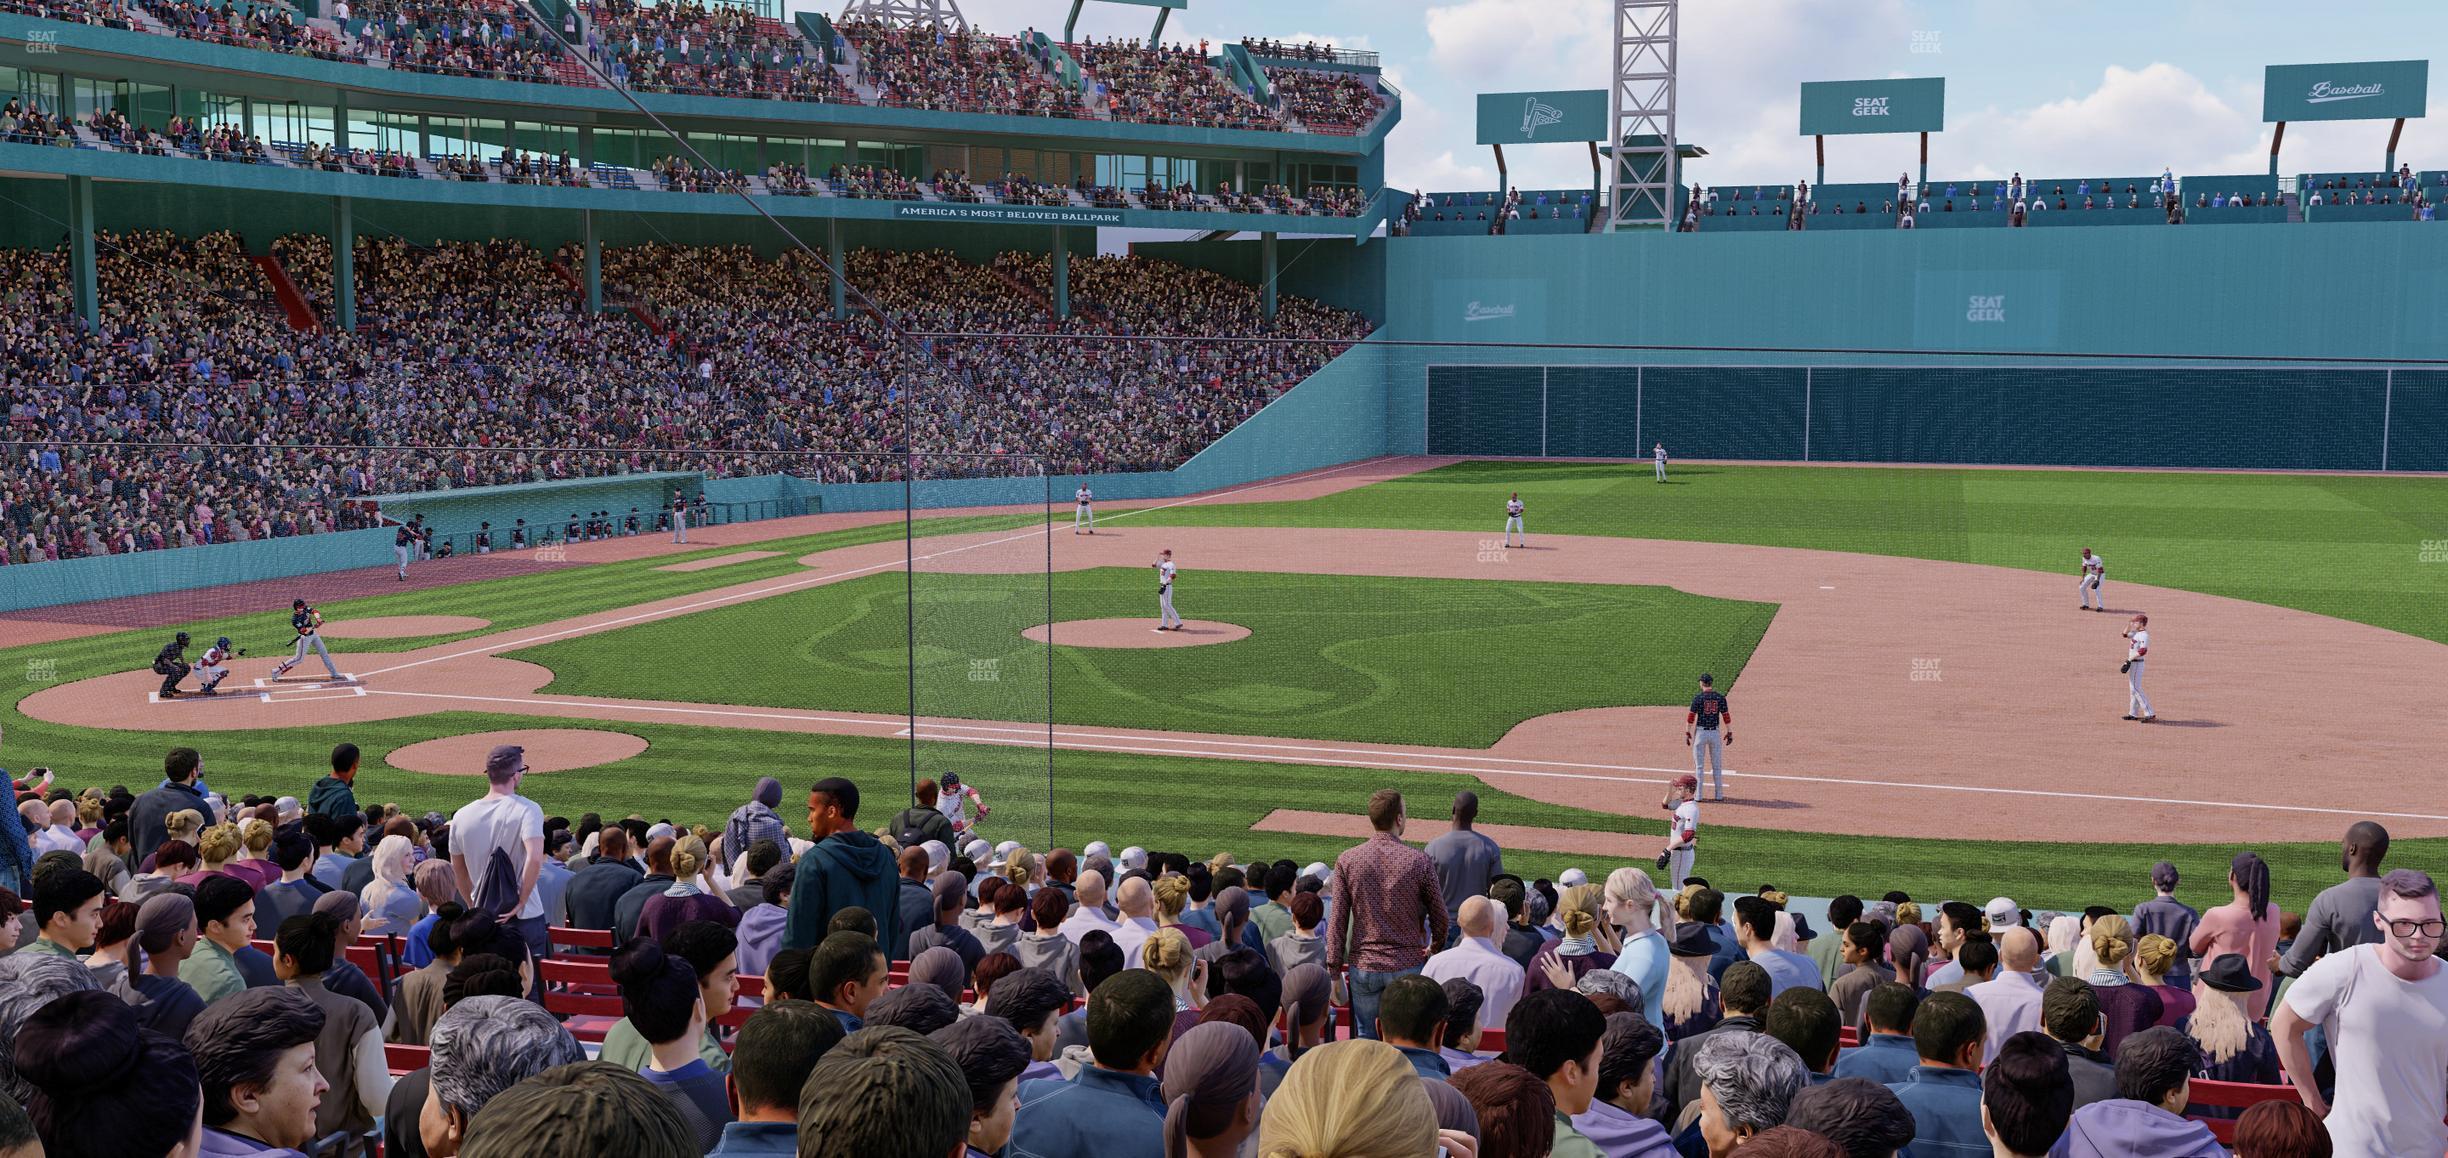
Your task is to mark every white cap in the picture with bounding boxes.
[1985,897,2020,928]
[921,840,949,873]
[1558,868,1589,888]
[963,839,992,862]
[274,796,301,818]
[1083,841,1111,859]
[1301,862,1329,882]
[1120,846,1147,868]
[996,840,1021,856]
[645,822,675,843]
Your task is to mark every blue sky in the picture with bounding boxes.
[816,0,2448,198]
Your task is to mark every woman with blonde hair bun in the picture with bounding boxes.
[1152,874,1215,950]
[1528,883,1616,993]
[2133,933,2193,1028]
[634,834,738,945]
[1256,1038,1448,1158]
[2083,914,2162,1057]
[1142,927,1210,1044]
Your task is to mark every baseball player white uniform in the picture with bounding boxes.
[195,639,232,695]
[1654,444,1668,482]
[2078,551,2105,610]
[1074,486,1096,534]
[2124,626,2154,720]
[1504,496,1525,547]
[670,493,689,543]
[1668,798,1699,883]
[1156,556,1182,630]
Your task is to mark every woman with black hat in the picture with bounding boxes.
[2184,953,2280,1108]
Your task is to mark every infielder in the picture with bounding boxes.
[1655,774,1699,884]
[1504,492,1525,548]
[2121,613,2155,722]
[2078,548,2106,611]
[151,631,192,698]
[1074,485,1097,534]
[191,636,236,696]
[1685,673,1732,801]
[1153,549,1183,631]
[1654,442,1669,483]
[394,520,417,581]
[670,489,690,544]
[271,598,343,681]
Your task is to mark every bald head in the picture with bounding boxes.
[1998,926,2040,973]
[1075,870,1107,907]
[1458,896,1499,939]
[2345,821,2390,872]
[1116,876,1153,919]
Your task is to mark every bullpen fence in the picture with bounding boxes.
[1422,363,2448,472]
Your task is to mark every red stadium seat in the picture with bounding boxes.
[1838,1026,1861,1049]
[549,926,616,955]
[539,958,624,1041]
[384,1043,431,1076]
[2184,1079,2300,1143]
[1474,1027,1506,1055]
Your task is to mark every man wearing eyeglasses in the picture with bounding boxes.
[2272,868,2448,1158]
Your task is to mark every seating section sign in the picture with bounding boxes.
[2262,60,2429,122]
[1799,78,1946,136]
[1475,90,1609,146]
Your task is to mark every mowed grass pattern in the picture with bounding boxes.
[508,568,1778,747]
[1135,462,2448,643]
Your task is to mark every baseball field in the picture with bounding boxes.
[7,456,2447,913]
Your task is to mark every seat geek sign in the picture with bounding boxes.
[2263,60,2429,122]
[1799,78,1945,136]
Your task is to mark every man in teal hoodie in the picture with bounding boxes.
[782,777,901,954]
[307,743,361,820]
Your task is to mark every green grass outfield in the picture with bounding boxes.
[508,568,1776,747]
[2,461,2442,910]
[1137,461,2448,644]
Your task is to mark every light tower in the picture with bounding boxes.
[835,0,968,32]
[1608,0,1677,230]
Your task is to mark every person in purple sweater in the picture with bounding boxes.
[637,837,739,947]
[2082,916,2163,1061]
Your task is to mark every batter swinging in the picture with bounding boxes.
[270,598,343,681]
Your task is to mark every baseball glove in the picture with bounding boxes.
[1654,852,1671,871]
[2119,660,2131,674]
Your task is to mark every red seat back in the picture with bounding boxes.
[384,1043,431,1076]
[550,925,616,954]
[2184,1079,2300,1144]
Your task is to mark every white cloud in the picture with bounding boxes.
[1422,0,1607,85]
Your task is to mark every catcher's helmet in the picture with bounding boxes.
[175,631,190,644]
[216,637,232,650]
[293,598,307,608]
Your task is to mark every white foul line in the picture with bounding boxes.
[351,458,1384,682]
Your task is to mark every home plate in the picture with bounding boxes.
[256,674,360,689]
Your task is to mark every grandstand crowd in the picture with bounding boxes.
[0,230,1367,567]
[3,749,2441,1158]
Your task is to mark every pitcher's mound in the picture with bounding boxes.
[1023,619,1251,648]
[389,729,648,775]
[320,615,492,638]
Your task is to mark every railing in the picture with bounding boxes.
[1241,41,1378,69]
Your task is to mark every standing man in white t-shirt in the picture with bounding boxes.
[2121,613,2156,722]
[1073,485,1096,535]
[2272,869,2448,1158]
[1503,492,1525,548]
[1153,549,1183,631]
[451,743,548,986]
[1656,774,1699,886]
[2077,548,2106,611]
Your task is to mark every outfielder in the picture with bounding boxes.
[1654,442,1669,483]
[1504,492,1525,548]
[2121,613,2156,722]
[271,598,343,681]
[193,636,235,696]
[151,631,192,698]
[1153,549,1183,631]
[670,489,690,544]
[1074,485,1097,534]
[2078,548,2106,611]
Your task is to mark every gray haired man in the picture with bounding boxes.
[424,995,585,1157]
[1693,1030,1809,1156]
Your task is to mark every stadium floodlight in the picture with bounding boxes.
[837,0,969,32]
[1608,0,1677,231]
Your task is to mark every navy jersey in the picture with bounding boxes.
[1690,690,1728,729]
[293,607,317,635]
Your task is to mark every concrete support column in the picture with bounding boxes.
[332,195,356,332]
[827,217,846,320]
[1261,231,1278,322]
[66,176,98,325]
[1050,226,1070,320]
[581,209,602,314]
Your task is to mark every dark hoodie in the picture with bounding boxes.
[307,775,359,820]
[782,829,900,952]
[2050,1099,2227,1158]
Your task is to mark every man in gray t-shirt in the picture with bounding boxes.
[1424,791,1503,931]
[2279,821,2392,978]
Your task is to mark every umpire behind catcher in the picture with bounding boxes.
[152,631,192,698]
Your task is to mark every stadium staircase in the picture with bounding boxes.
[250,255,320,332]
[2284,192,2304,224]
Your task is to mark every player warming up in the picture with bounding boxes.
[2121,613,2156,722]
[1655,774,1699,884]
[1654,442,1669,483]
[192,636,235,696]
[1686,673,1732,801]
[394,520,418,581]
[1153,549,1183,631]
[670,489,690,544]
[270,598,344,681]
[1504,492,1526,548]
[2078,548,2106,611]
[938,770,990,841]
[1074,485,1097,534]
[151,631,192,699]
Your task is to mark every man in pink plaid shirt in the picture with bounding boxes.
[1328,789,1449,1040]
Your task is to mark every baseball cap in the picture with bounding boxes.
[1083,841,1111,859]
[1672,774,1698,791]
[1120,846,1147,868]
[1984,897,2020,929]
[963,839,991,863]
[645,822,676,843]
[274,796,302,820]
[1558,868,1588,888]
[995,840,1021,857]
[1791,914,1818,942]
[1301,862,1329,882]
[921,840,949,873]
[483,744,527,780]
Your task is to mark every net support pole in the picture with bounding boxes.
[827,217,847,321]
[1051,227,1071,320]
[581,209,603,315]
[1815,134,1825,188]
[65,175,97,325]
[331,195,356,333]
[2387,118,2405,174]
[2269,122,2285,177]
[1261,231,1278,322]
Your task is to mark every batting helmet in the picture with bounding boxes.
[216,637,232,650]
[293,599,307,608]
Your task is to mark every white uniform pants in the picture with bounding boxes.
[395,544,412,577]
[1656,459,1667,481]
[1505,515,1523,545]
[2128,659,2153,717]
[280,633,341,679]
[1159,586,1181,628]
[2079,574,2102,608]
[672,509,688,543]
[1668,845,1696,887]
[1693,728,1726,797]
[1075,504,1095,531]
